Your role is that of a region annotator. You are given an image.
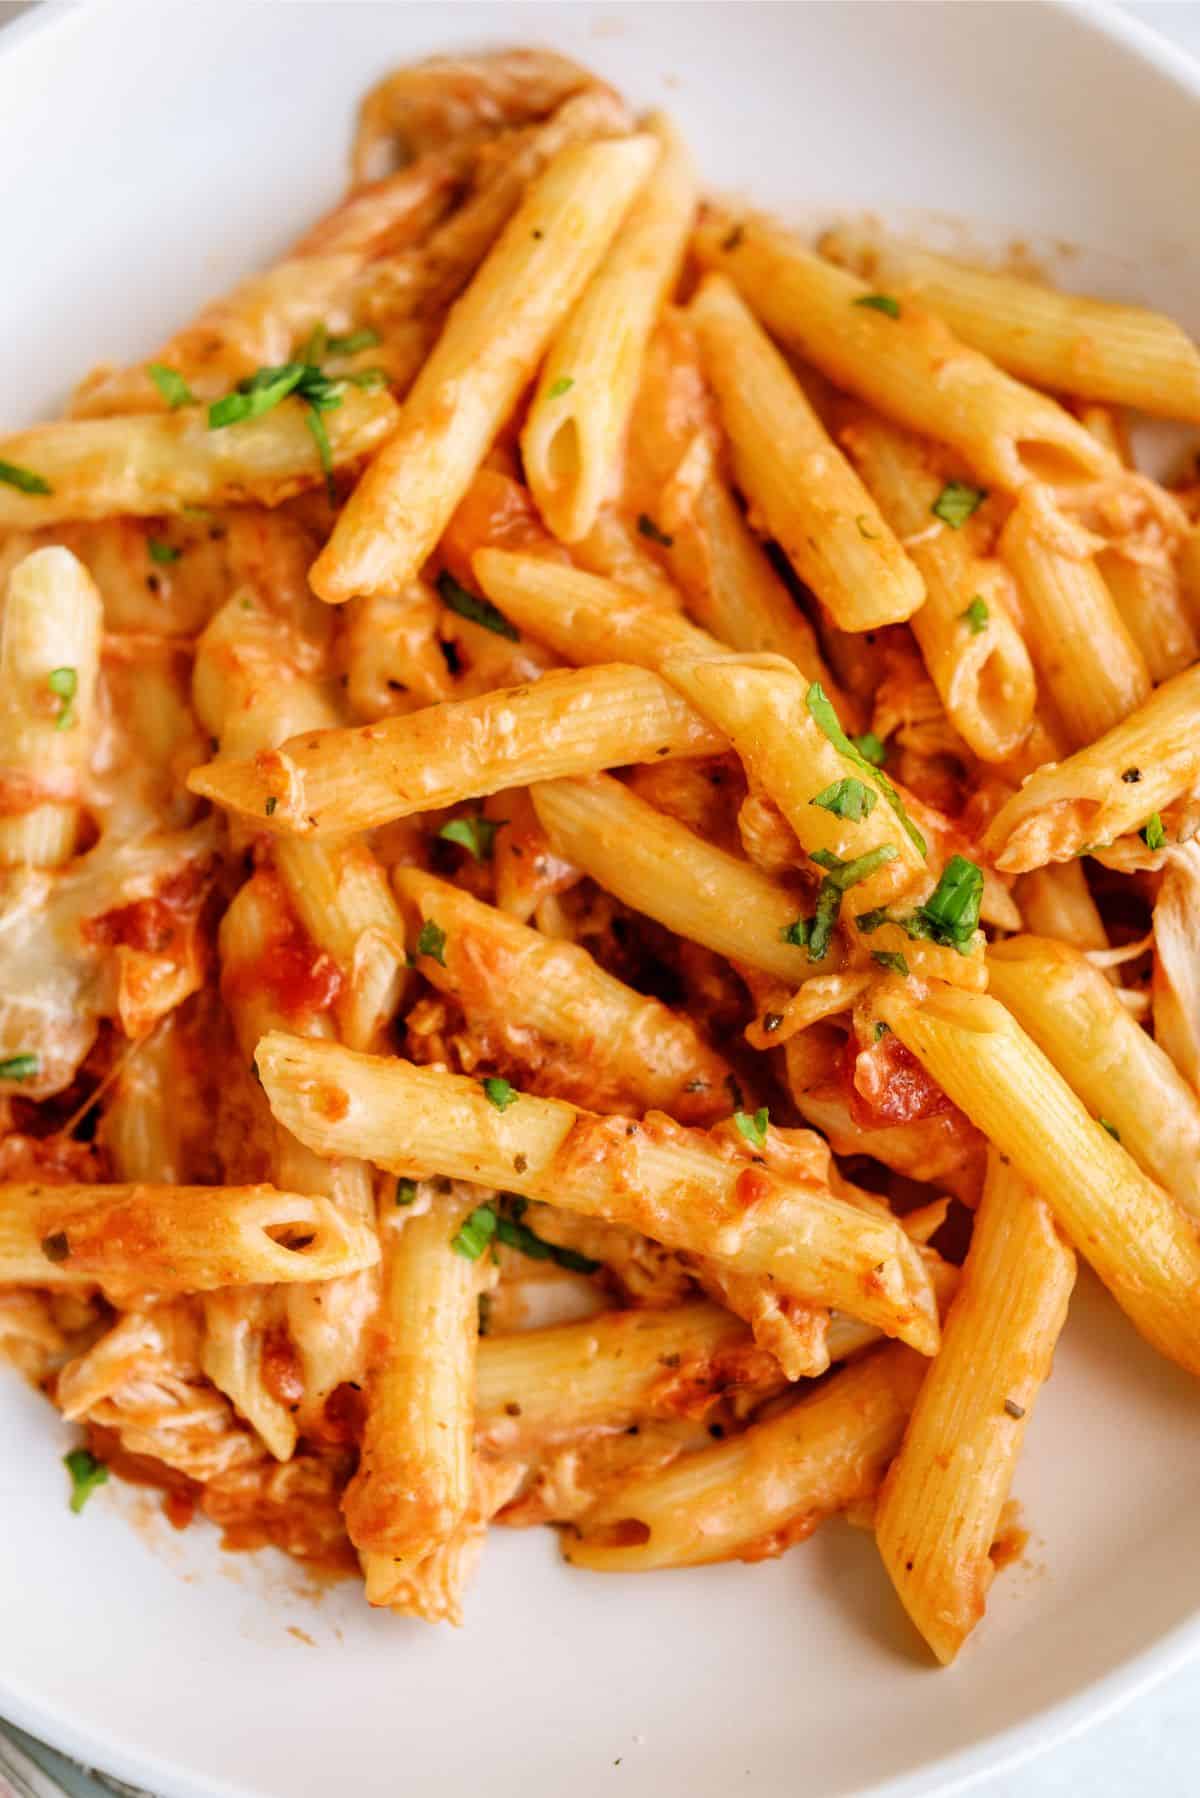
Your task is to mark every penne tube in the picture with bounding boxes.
[523,114,696,542]
[476,1301,775,1451]
[564,1344,923,1570]
[0,548,103,868]
[983,662,1200,871]
[0,389,397,532]
[693,211,1118,492]
[987,935,1200,1220]
[838,412,1035,762]
[344,1187,484,1556]
[1180,523,1200,635]
[361,1456,522,1626]
[275,837,409,1053]
[690,274,924,630]
[1013,862,1108,953]
[393,867,731,1120]
[255,1033,940,1353]
[311,134,658,602]
[0,1182,379,1295]
[472,549,719,668]
[200,1287,296,1464]
[1096,550,1198,686]
[187,663,723,836]
[193,589,342,764]
[819,227,1200,419]
[1152,842,1200,1094]
[664,653,930,916]
[530,773,838,982]
[875,1154,1075,1664]
[1000,486,1150,748]
[872,978,1200,1376]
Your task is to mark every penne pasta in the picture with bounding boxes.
[1013,861,1108,953]
[310,134,658,602]
[530,773,838,982]
[820,227,1200,419]
[187,663,723,836]
[875,1153,1075,1663]
[344,1187,485,1556]
[275,837,409,1053]
[690,273,924,631]
[872,978,1200,1375]
[0,389,397,531]
[0,1182,379,1295]
[393,867,731,1120]
[0,548,103,868]
[1152,843,1200,1094]
[987,935,1200,1219]
[255,1032,940,1353]
[564,1344,923,1570]
[664,653,930,917]
[522,114,695,542]
[838,411,1035,761]
[999,485,1150,748]
[984,663,1200,870]
[694,210,1118,492]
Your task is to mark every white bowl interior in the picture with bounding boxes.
[2,5,1200,1796]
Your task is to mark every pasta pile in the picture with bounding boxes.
[2,48,1200,1662]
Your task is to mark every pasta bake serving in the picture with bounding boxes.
[3,46,1200,1664]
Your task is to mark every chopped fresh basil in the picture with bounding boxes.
[871,950,910,975]
[1141,813,1167,851]
[0,1052,39,1081]
[416,919,447,965]
[438,816,504,862]
[919,854,984,947]
[961,595,989,634]
[810,777,877,822]
[810,845,900,890]
[781,916,813,949]
[853,293,901,319]
[547,376,574,398]
[64,1447,108,1514]
[326,327,381,357]
[851,732,888,768]
[873,1020,888,1042]
[493,1199,600,1273]
[396,1177,418,1206]
[304,401,336,504]
[806,682,926,855]
[148,538,180,565]
[637,513,673,547]
[482,1076,518,1112]
[436,570,520,641]
[733,1107,769,1150]
[148,362,194,409]
[451,1204,498,1260]
[932,481,986,529]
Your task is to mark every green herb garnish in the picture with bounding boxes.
[0,1052,39,1081]
[851,732,888,768]
[64,1447,108,1514]
[911,854,984,952]
[436,570,520,641]
[806,682,925,856]
[1141,813,1167,851]
[482,1076,518,1112]
[932,482,986,529]
[47,666,77,732]
[416,919,448,966]
[547,376,574,398]
[451,1205,498,1260]
[438,816,504,862]
[961,596,989,634]
[1099,1118,1121,1141]
[871,950,910,975]
[0,459,52,496]
[493,1198,600,1273]
[148,363,194,409]
[396,1177,418,1206]
[325,327,381,357]
[810,777,877,823]
[853,293,901,319]
[148,538,181,565]
[733,1107,769,1150]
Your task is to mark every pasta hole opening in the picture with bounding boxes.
[583,1517,651,1551]
[264,1223,319,1254]
[973,644,1023,751]
[542,415,582,495]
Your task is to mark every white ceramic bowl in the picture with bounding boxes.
[3,4,1200,1795]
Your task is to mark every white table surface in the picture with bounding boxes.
[0,3,1198,1796]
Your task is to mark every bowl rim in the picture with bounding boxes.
[1,2,1199,1795]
